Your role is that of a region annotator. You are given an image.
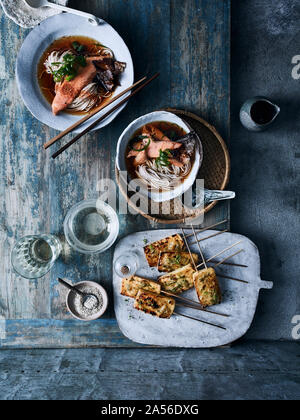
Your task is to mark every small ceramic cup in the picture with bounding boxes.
[66,281,108,321]
[240,97,280,132]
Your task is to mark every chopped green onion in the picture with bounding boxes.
[131,138,151,152]
[51,53,86,83]
[155,149,172,167]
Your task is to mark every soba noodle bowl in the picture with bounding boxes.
[38,36,126,115]
[126,122,196,192]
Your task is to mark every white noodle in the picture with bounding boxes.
[100,48,114,57]
[136,160,191,191]
[67,83,100,112]
[44,50,74,74]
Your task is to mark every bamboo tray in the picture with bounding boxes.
[115,109,230,224]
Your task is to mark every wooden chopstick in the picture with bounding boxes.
[43,76,147,150]
[52,72,160,159]
[176,303,229,318]
[191,224,207,270]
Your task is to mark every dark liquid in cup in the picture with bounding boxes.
[250,101,277,125]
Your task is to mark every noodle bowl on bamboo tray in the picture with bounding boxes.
[115,109,230,224]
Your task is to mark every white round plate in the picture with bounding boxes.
[16,13,134,132]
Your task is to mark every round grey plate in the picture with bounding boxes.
[16,13,134,133]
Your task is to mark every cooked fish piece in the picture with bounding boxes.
[193,268,222,308]
[158,252,199,272]
[52,56,126,115]
[158,264,196,294]
[134,290,175,319]
[121,276,161,298]
[52,59,98,115]
[144,234,185,267]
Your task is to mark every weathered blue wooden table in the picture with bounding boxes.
[0,0,230,348]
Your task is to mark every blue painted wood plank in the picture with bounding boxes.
[0,342,299,400]
[0,0,231,348]
[0,319,140,348]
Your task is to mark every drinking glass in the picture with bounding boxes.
[11,234,62,279]
[64,199,119,255]
[114,251,140,277]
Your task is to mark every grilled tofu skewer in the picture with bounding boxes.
[122,276,228,316]
[181,228,223,309]
[134,290,226,330]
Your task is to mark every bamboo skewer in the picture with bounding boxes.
[181,228,198,271]
[214,249,245,267]
[216,273,249,285]
[210,259,248,268]
[174,311,226,330]
[162,291,229,318]
[189,229,229,245]
[43,76,147,150]
[191,224,207,270]
[196,240,243,269]
[184,219,228,238]
[52,72,160,159]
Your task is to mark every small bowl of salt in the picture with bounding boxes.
[66,281,108,321]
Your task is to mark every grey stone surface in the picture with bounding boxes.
[231,0,300,341]
[0,342,299,400]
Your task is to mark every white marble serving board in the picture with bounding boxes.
[113,230,273,348]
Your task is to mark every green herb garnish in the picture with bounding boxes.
[51,53,87,83]
[175,254,182,264]
[155,149,172,167]
[72,41,85,53]
[132,138,151,152]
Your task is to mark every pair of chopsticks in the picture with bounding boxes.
[44,73,160,159]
